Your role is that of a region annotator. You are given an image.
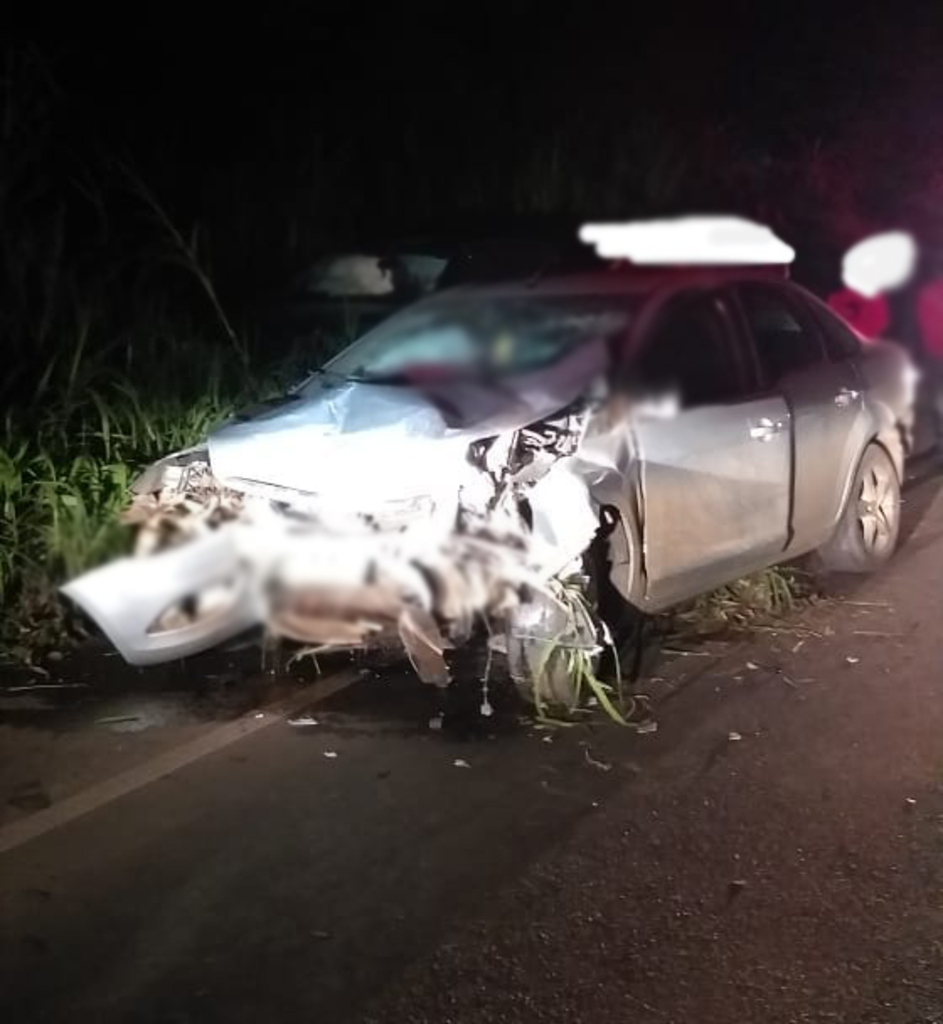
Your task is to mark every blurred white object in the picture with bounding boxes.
[579,216,795,265]
[304,255,395,297]
[842,232,917,298]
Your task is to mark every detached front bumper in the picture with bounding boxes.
[61,528,260,665]
[60,512,541,679]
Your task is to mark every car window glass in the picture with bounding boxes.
[740,285,826,382]
[633,294,744,407]
[807,300,863,360]
[319,294,635,384]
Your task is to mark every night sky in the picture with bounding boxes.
[8,2,943,299]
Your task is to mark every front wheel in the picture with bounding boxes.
[816,443,901,572]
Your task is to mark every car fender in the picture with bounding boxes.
[833,407,904,537]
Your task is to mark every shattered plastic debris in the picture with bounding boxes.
[583,748,612,772]
[287,714,319,727]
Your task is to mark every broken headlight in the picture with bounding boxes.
[131,446,211,495]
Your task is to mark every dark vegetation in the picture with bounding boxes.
[3,12,943,661]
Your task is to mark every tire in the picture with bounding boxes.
[507,508,643,709]
[816,443,901,572]
[506,587,599,709]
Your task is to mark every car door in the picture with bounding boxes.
[628,289,792,608]
[734,283,869,553]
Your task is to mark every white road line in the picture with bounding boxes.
[0,667,358,856]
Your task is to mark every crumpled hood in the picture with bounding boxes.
[208,347,606,501]
[209,381,477,502]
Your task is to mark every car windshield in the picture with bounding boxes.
[314,293,635,384]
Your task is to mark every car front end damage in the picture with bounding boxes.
[62,396,628,701]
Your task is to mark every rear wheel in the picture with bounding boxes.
[816,443,901,572]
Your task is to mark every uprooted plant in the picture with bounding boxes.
[669,565,816,642]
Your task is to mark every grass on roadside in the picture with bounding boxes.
[525,566,815,726]
[669,565,817,642]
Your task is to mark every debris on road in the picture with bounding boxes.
[846,656,860,665]
[453,759,471,769]
[636,720,658,735]
[323,751,338,759]
[728,731,742,742]
[95,715,141,726]
[4,683,90,694]
[287,714,319,727]
[746,660,803,689]
[583,748,612,772]
[727,879,748,901]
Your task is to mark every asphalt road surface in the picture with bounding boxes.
[2,464,943,1024]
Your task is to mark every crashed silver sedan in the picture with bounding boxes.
[63,262,917,703]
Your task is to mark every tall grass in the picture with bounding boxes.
[0,49,313,662]
[0,332,269,660]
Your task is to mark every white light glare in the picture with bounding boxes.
[841,232,917,298]
[579,216,795,266]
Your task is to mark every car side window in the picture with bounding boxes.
[807,300,863,361]
[739,285,827,384]
[633,293,745,408]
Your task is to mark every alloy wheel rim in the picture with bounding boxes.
[857,462,898,553]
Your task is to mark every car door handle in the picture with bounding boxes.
[750,418,785,441]
[834,387,860,408]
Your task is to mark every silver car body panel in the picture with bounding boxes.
[633,395,792,608]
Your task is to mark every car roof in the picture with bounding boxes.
[435,264,793,301]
